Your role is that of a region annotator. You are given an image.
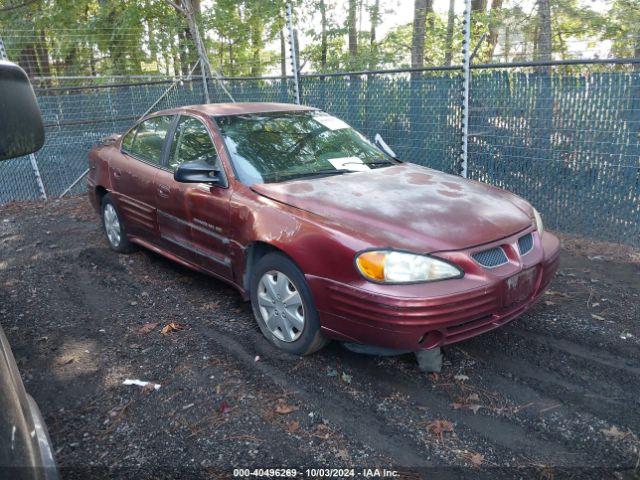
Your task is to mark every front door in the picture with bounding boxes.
[157,115,233,278]
[110,115,174,239]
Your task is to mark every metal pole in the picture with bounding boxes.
[0,36,48,200]
[59,168,89,198]
[460,0,472,178]
[286,2,301,105]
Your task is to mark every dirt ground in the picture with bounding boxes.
[1,196,639,479]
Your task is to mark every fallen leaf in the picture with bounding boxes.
[161,322,185,335]
[468,452,484,468]
[544,300,556,306]
[468,404,482,414]
[219,400,231,414]
[591,314,605,321]
[451,402,482,414]
[137,322,159,334]
[467,393,480,402]
[341,372,352,384]
[545,290,570,298]
[285,420,300,433]
[254,355,260,362]
[336,449,349,461]
[427,372,440,382]
[275,403,298,415]
[600,426,629,441]
[202,301,220,310]
[454,374,469,382]
[426,419,454,440]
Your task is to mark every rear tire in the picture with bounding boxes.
[250,252,328,355]
[101,193,136,253]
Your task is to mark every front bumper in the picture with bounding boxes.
[308,229,561,351]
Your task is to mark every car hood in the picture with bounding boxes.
[251,164,534,252]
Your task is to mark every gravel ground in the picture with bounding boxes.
[1,196,639,479]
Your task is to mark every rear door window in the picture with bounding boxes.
[123,115,173,166]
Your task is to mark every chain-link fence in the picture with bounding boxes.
[0,61,638,246]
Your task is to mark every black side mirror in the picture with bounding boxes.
[0,61,45,161]
[174,159,221,185]
[374,133,397,160]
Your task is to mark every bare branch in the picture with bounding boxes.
[163,0,184,14]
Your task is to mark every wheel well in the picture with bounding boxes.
[95,186,108,205]
[243,241,285,294]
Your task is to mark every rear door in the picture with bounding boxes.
[156,114,233,278]
[110,115,174,239]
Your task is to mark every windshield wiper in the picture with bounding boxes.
[341,160,398,168]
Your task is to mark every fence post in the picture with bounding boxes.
[459,0,472,178]
[286,2,301,105]
[0,35,48,200]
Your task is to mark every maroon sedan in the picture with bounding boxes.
[88,103,560,355]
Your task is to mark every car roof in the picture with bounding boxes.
[156,102,317,117]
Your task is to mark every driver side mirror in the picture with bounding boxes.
[0,61,45,161]
[174,159,222,185]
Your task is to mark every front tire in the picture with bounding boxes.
[250,252,328,355]
[101,193,136,253]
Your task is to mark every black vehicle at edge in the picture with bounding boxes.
[0,60,59,480]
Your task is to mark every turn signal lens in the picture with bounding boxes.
[355,250,462,284]
[355,251,386,281]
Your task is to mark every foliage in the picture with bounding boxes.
[0,0,637,78]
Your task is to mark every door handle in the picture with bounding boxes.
[157,184,170,198]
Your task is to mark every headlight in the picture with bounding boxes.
[355,250,463,284]
[533,208,544,236]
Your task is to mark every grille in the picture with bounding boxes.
[472,247,508,268]
[518,233,534,255]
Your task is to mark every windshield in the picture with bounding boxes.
[215,110,394,185]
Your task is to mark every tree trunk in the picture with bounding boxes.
[178,30,190,75]
[228,40,234,76]
[320,0,328,69]
[411,0,433,69]
[444,0,455,66]
[36,30,51,78]
[250,20,263,76]
[471,0,487,12]
[370,0,380,46]
[369,0,380,68]
[486,0,503,61]
[503,25,510,62]
[19,44,38,78]
[182,0,209,78]
[536,0,552,62]
[347,0,358,62]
